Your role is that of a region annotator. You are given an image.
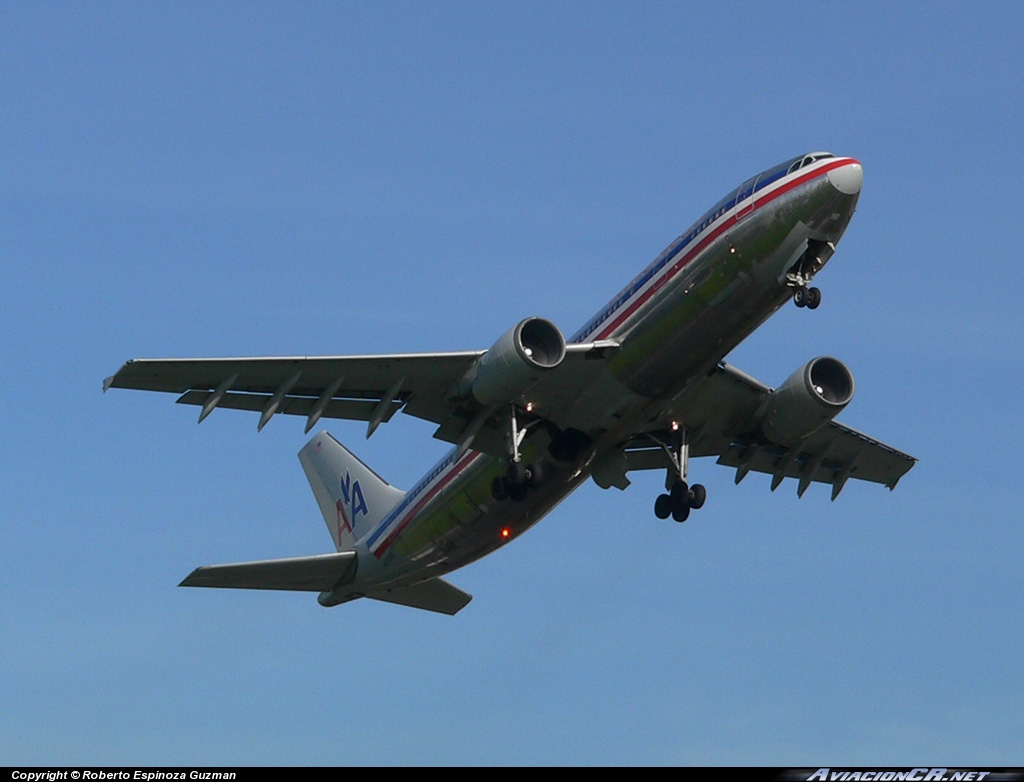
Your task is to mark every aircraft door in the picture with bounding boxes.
[734,175,760,222]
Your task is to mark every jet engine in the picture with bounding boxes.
[760,356,854,444]
[470,317,566,406]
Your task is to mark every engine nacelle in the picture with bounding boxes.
[760,356,855,444]
[470,317,566,406]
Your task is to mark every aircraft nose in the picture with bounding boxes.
[827,160,863,195]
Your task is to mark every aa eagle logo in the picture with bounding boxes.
[335,470,368,538]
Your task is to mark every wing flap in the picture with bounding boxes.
[179,551,357,592]
[175,389,402,424]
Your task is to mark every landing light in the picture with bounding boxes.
[500,527,511,539]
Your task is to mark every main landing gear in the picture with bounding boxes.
[491,459,545,502]
[649,425,707,523]
[491,404,547,503]
[654,480,706,522]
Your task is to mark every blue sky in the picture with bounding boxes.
[2,1,1022,765]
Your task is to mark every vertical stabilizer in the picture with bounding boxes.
[299,431,405,550]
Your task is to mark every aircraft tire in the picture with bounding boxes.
[669,480,689,506]
[509,484,528,503]
[491,476,508,502]
[672,503,690,523]
[806,287,821,309]
[689,483,707,510]
[793,287,807,308]
[654,494,673,519]
[507,461,528,486]
[527,461,545,488]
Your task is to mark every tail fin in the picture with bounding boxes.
[298,431,405,550]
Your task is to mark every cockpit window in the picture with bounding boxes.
[787,151,835,174]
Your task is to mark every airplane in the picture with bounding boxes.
[105,150,916,616]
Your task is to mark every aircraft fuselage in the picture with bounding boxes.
[336,153,864,602]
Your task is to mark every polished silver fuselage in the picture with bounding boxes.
[353,154,863,592]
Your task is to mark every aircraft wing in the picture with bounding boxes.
[105,351,483,433]
[617,362,916,498]
[104,341,619,441]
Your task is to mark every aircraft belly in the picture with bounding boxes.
[610,178,857,401]
[359,441,589,590]
[610,247,774,399]
[550,364,649,434]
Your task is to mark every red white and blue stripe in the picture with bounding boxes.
[571,155,858,344]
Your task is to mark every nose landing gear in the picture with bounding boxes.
[787,239,832,310]
[792,285,821,309]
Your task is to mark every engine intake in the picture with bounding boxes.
[760,356,854,444]
[470,317,566,406]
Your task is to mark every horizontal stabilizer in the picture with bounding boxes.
[366,577,472,616]
[180,551,357,592]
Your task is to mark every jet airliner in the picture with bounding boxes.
[106,151,915,615]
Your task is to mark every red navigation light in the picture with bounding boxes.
[500,527,511,539]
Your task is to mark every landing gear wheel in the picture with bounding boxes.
[509,484,528,503]
[793,287,807,308]
[654,494,673,519]
[490,476,508,501]
[806,287,821,309]
[688,483,707,510]
[669,480,689,506]
[526,461,545,488]
[672,503,691,523]
[507,461,528,486]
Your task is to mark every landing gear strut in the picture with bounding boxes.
[490,404,547,503]
[649,425,707,523]
[787,239,832,310]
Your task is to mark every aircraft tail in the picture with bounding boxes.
[298,431,405,550]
